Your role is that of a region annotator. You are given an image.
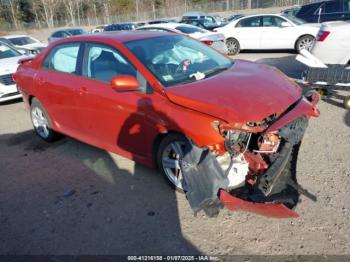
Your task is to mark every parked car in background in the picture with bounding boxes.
[312,21,350,64]
[180,18,225,31]
[48,28,86,43]
[227,14,244,22]
[1,35,46,54]
[182,11,224,25]
[0,42,27,102]
[281,6,301,17]
[289,0,350,23]
[215,14,319,55]
[137,23,227,54]
[15,31,320,218]
[91,25,106,33]
[148,18,178,24]
[104,23,137,32]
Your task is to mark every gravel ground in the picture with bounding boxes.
[0,66,350,255]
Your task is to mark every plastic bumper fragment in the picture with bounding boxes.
[219,189,299,218]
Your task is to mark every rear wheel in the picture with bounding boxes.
[226,38,240,55]
[296,35,315,53]
[157,134,191,192]
[30,98,60,142]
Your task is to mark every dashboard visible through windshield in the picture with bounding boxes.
[126,35,232,87]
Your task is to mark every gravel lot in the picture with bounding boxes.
[1,53,350,255]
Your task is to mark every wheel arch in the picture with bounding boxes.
[152,131,187,168]
[294,34,315,50]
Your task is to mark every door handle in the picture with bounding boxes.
[79,86,88,95]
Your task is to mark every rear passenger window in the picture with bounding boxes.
[324,1,342,13]
[344,0,350,12]
[43,43,80,74]
[237,17,261,27]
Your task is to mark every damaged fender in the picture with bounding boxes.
[180,95,319,219]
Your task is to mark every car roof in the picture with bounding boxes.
[139,22,199,30]
[56,31,175,44]
[2,35,30,39]
[183,11,207,16]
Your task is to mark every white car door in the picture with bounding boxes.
[233,16,262,49]
[260,16,295,49]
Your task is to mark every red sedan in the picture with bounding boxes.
[15,32,320,218]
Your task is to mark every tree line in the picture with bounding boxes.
[0,0,220,30]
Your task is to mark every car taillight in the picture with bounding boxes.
[317,31,330,41]
[202,40,213,46]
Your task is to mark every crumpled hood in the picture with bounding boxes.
[165,60,302,123]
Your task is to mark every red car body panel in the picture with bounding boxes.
[166,60,302,123]
[219,190,299,218]
[15,32,320,218]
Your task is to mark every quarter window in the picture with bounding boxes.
[42,43,80,74]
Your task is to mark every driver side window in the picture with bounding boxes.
[82,43,150,92]
[83,44,136,83]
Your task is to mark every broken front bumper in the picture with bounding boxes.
[180,94,319,219]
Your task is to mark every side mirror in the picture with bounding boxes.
[281,21,291,27]
[111,75,140,92]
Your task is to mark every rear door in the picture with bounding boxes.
[234,16,262,49]
[35,42,82,135]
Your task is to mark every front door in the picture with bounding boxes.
[75,42,154,159]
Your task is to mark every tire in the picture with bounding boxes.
[296,35,315,53]
[226,38,240,55]
[30,98,60,142]
[156,133,191,192]
[344,95,350,110]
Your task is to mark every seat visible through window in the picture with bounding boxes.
[90,50,121,82]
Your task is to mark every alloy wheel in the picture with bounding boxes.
[31,106,50,139]
[161,141,186,190]
[298,37,314,51]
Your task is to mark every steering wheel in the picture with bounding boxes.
[174,59,192,76]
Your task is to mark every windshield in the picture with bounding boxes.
[9,36,36,46]
[175,26,207,34]
[0,43,21,59]
[126,35,232,87]
[282,14,306,25]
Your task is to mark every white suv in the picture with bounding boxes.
[0,42,27,103]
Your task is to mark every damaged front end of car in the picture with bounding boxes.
[179,93,320,218]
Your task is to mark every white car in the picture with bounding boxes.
[1,35,47,54]
[215,14,320,55]
[312,21,350,65]
[0,42,28,102]
[136,23,228,54]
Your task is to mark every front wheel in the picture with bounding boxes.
[296,35,315,53]
[157,134,191,192]
[226,38,240,55]
[30,98,60,142]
